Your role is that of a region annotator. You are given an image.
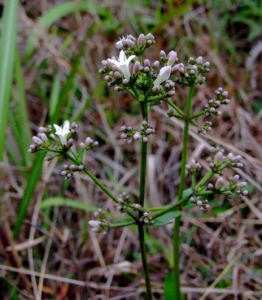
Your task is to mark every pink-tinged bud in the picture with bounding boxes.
[91,228,100,233]
[144,59,150,67]
[80,142,85,148]
[88,220,101,227]
[32,136,42,145]
[120,133,128,139]
[237,182,247,188]
[133,61,140,75]
[207,183,214,190]
[134,204,142,210]
[233,155,242,162]
[39,133,48,142]
[242,190,248,195]
[153,61,160,68]
[146,33,154,40]
[197,200,203,206]
[215,177,224,188]
[167,51,178,66]
[232,175,240,182]
[168,91,176,96]
[85,137,92,144]
[133,132,141,140]
[67,138,73,147]
[137,34,145,46]
[196,56,203,64]
[215,151,223,163]
[160,50,166,57]
[190,197,196,203]
[171,64,180,73]
[38,126,46,133]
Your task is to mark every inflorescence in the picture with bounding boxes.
[28,33,248,233]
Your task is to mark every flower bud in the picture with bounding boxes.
[137,34,145,46]
[39,133,48,142]
[196,56,203,64]
[89,220,101,227]
[133,61,140,75]
[133,132,141,140]
[232,175,240,182]
[237,182,247,188]
[215,151,223,163]
[167,51,178,66]
[215,177,224,188]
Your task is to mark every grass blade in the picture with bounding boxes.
[0,0,20,161]
[12,47,31,166]
[50,22,100,123]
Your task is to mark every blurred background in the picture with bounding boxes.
[0,0,262,299]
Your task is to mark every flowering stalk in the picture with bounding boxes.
[137,101,153,300]
[173,85,194,300]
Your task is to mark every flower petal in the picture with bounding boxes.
[107,58,121,68]
[126,55,136,65]
[54,124,61,133]
[119,50,126,64]
[119,64,131,80]
[63,120,70,131]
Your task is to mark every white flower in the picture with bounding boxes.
[107,50,136,81]
[54,121,70,145]
[153,66,171,88]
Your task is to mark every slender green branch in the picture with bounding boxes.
[137,101,153,300]
[189,111,205,120]
[165,98,185,117]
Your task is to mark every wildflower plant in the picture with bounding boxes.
[29,33,248,299]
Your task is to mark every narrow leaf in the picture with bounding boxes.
[0,0,20,161]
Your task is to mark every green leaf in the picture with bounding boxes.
[153,211,181,226]
[164,271,176,300]
[13,47,31,166]
[0,0,19,161]
[40,197,100,213]
[111,217,134,224]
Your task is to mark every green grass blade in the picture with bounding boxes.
[49,74,61,118]
[0,0,20,162]
[13,47,31,166]
[40,197,99,212]
[50,22,100,123]
[13,152,46,238]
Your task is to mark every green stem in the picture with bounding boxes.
[165,98,185,117]
[189,111,205,120]
[173,85,194,300]
[138,224,153,300]
[137,101,152,300]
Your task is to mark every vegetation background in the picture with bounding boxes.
[0,0,262,299]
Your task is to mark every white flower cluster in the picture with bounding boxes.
[88,209,108,234]
[174,56,210,86]
[186,159,202,175]
[61,164,84,179]
[80,137,99,151]
[119,120,155,143]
